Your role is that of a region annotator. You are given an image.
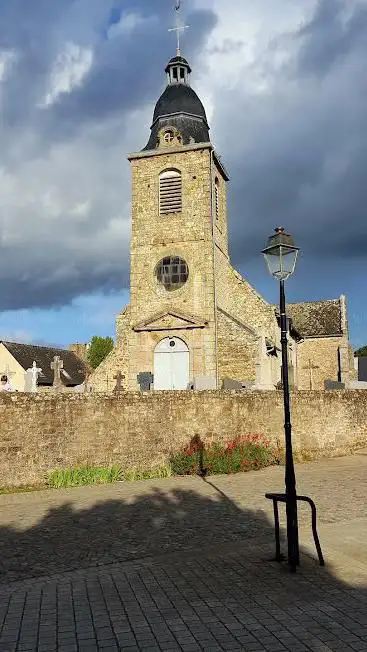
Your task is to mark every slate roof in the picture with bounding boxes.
[152,84,208,125]
[143,62,210,151]
[143,114,210,151]
[165,55,192,72]
[1,341,89,386]
[286,299,343,338]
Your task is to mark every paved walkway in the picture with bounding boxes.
[0,453,366,651]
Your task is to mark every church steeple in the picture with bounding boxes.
[142,3,210,151]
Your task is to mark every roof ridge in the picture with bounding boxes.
[1,340,69,351]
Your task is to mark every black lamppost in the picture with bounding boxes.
[262,227,300,572]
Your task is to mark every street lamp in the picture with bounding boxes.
[262,226,300,572]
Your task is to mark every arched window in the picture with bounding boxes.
[159,169,182,214]
[214,177,219,220]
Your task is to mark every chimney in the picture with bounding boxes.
[69,343,88,361]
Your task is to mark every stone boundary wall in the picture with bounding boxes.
[0,390,366,487]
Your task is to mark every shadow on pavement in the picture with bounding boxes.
[0,467,365,651]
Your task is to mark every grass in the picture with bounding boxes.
[48,463,172,489]
[0,436,280,494]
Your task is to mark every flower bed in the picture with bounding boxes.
[170,434,278,476]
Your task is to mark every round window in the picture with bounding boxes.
[156,256,189,291]
[163,130,174,143]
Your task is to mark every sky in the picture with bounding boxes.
[0,0,366,349]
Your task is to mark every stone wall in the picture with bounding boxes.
[88,308,130,392]
[296,337,342,389]
[214,249,284,385]
[0,390,366,487]
[217,310,258,381]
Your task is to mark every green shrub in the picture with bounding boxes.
[170,434,277,476]
[122,465,172,481]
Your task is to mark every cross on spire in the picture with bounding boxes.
[168,1,189,56]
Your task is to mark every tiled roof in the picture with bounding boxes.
[1,342,89,386]
[286,299,342,338]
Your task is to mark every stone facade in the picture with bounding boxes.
[126,145,217,389]
[87,51,354,393]
[0,390,366,488]
[93,140,286,391]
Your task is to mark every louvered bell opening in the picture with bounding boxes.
[215,182,219,219]
[159,172,182,215]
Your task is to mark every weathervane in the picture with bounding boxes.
[168,0,189,56]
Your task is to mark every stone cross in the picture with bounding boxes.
[254,330,274,390]
[113,371,123,393]
[303,358,320,390]
[1,364,15,381]
[51,355,64,392]
[26,361,42,393]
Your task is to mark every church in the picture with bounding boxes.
[90,42,355,393]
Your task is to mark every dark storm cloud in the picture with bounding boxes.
[1,0,365,315]
[0,254,126,311]
[213,0,367,275]
[0,0,217,310]
[46,8,216,137]
[297,0,367,77]
[0,0,216,145]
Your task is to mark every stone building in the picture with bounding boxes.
[89,48,354,392]
[0,341,89,392]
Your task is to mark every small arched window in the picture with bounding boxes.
[214,178,219,220]
[159,169,182,214]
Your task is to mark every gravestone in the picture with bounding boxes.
[222,377,243,390]
[192,376,217,390]
[113,371,124,393]
[358,357,367,382]
[51,355,64,392]
[137,372,153,391]
[73,383,85,393]
[324,379,345,390]
[25,361,42,393]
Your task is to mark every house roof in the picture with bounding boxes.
[286,299,343,338]
[1,341,89,386]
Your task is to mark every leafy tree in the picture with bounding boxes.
[355,345,367,357]
[87,336,114,369]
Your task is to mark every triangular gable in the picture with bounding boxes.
[133,309,208,332]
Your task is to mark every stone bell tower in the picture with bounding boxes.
[126,46,230,390]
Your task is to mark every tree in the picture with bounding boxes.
[355,345,367,357]
[87,336,114,369]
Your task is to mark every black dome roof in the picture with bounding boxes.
[152,84,208,125]
[165,55,192,73]
[142,54,210,151]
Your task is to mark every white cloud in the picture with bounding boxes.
[40,42,93,108]
[0,50,16,82]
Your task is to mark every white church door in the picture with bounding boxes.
[154,337,190,390]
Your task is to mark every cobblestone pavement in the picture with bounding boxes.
[0,453,366,651]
